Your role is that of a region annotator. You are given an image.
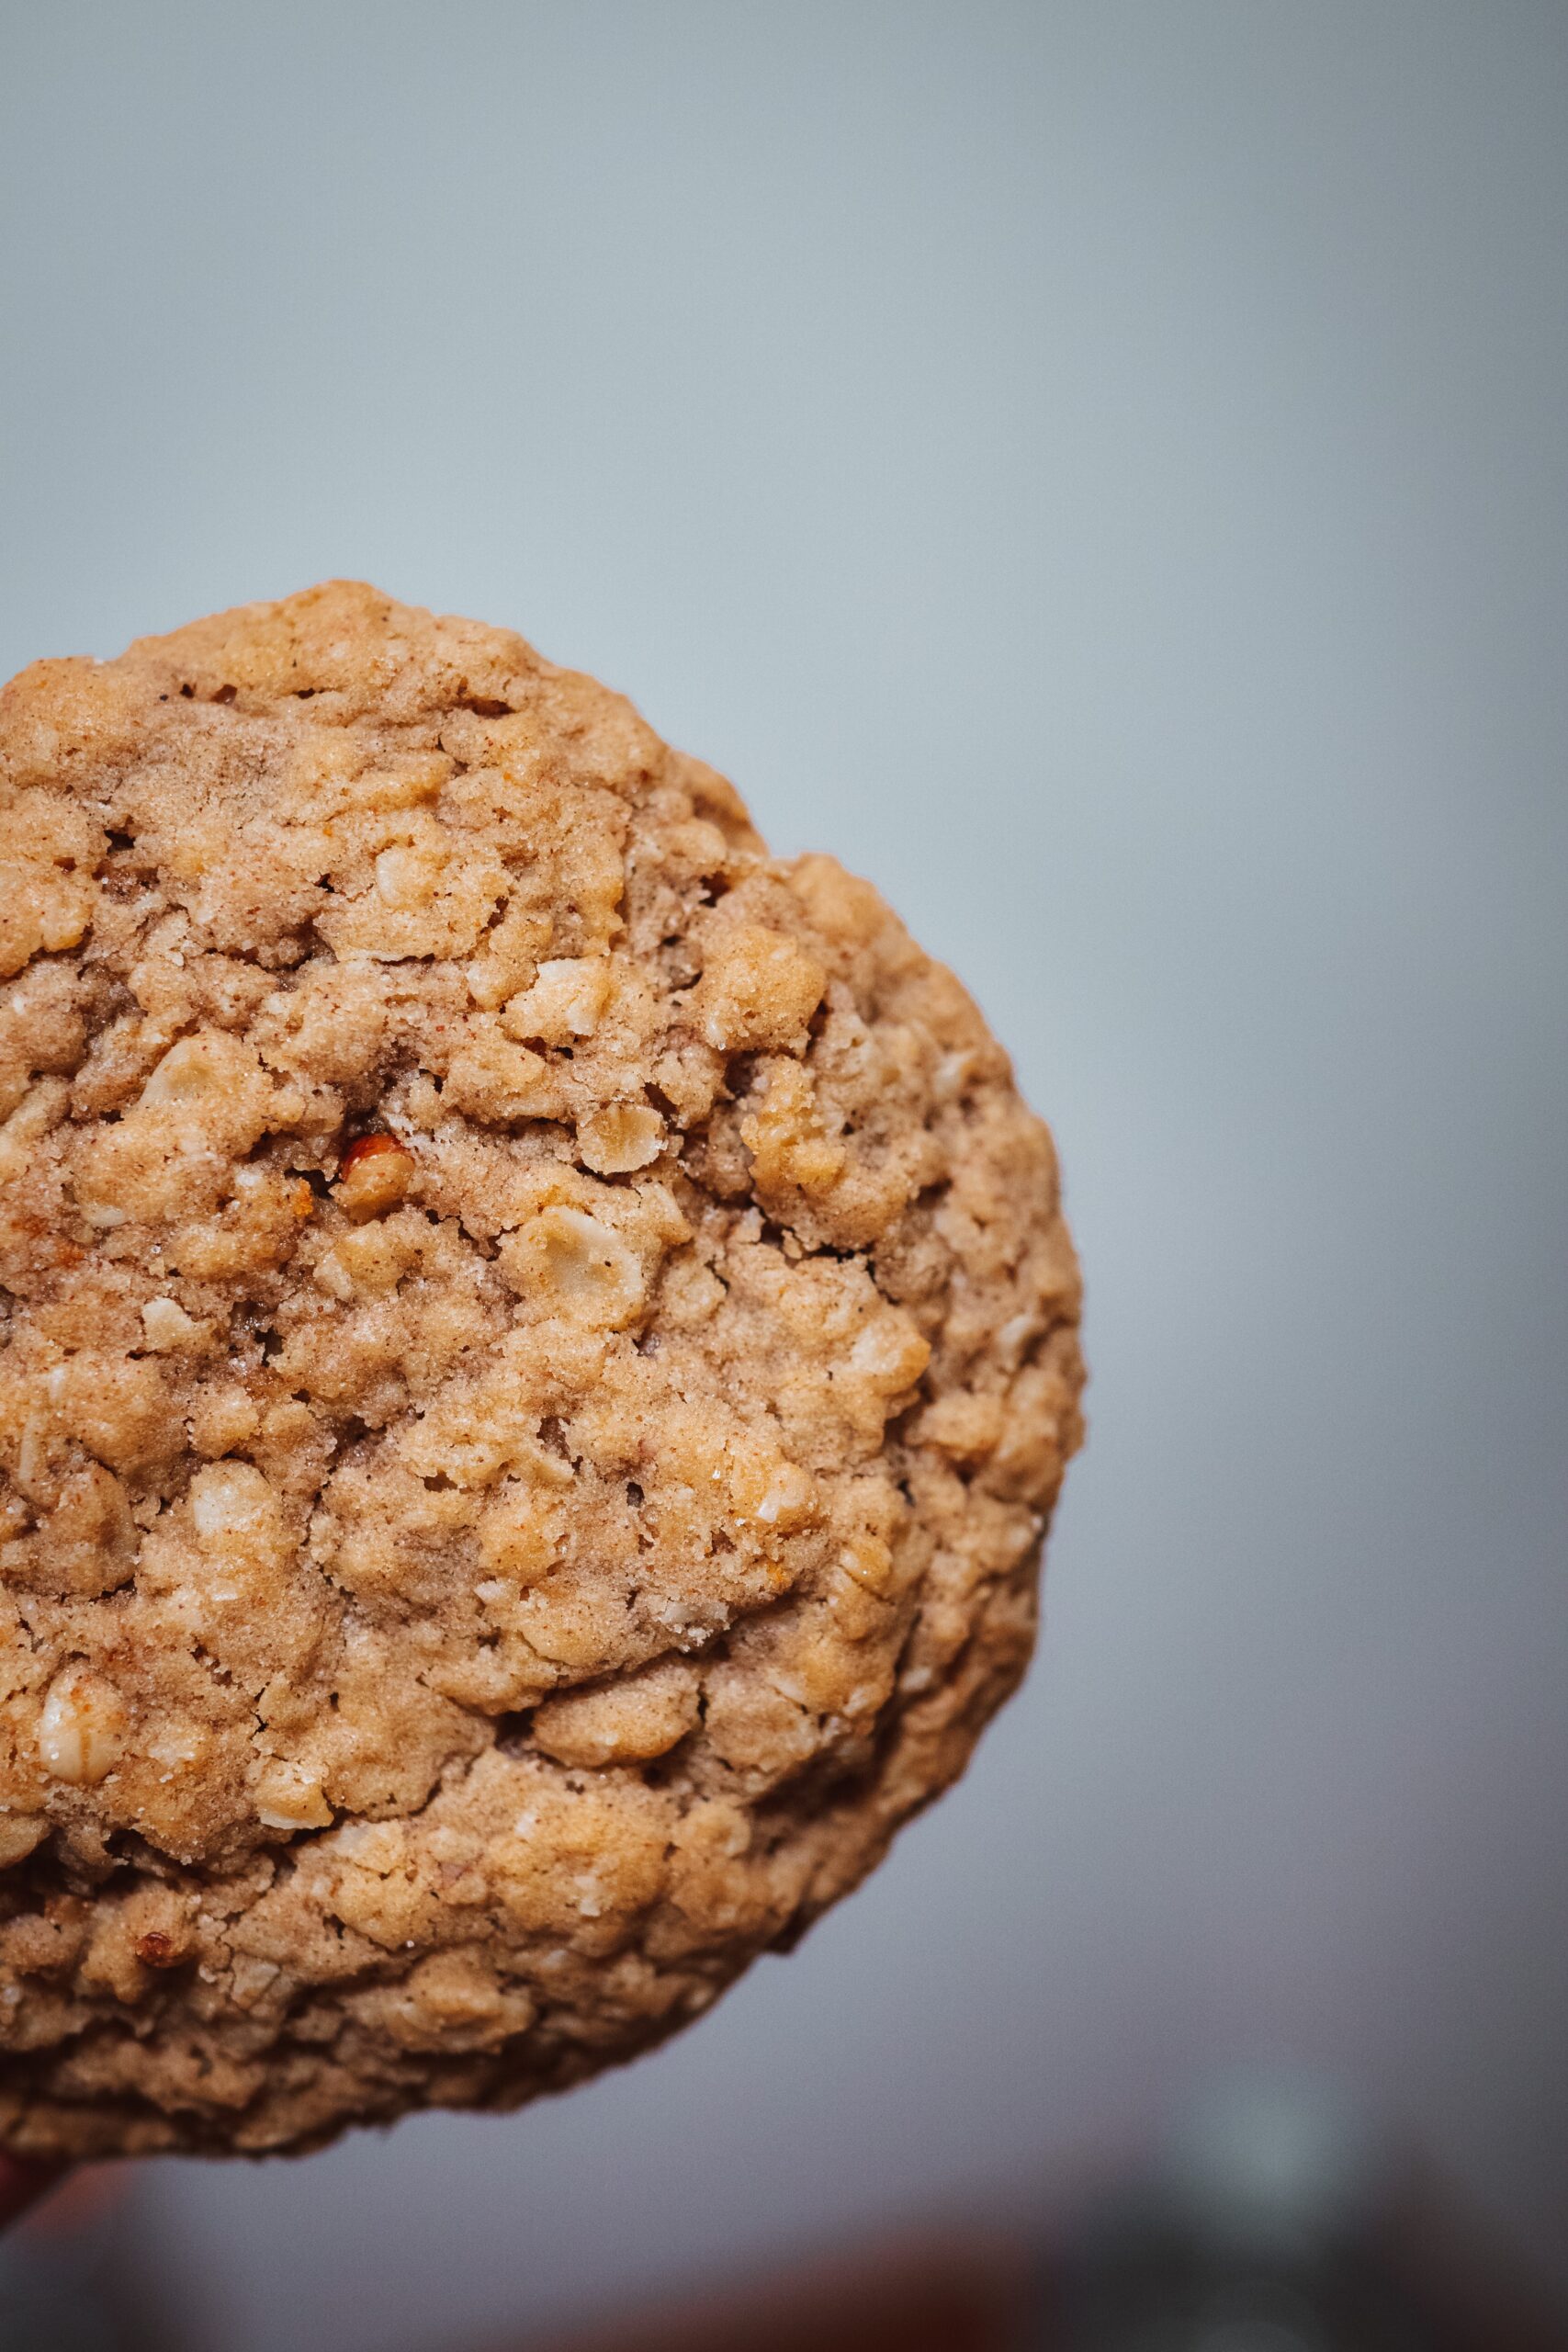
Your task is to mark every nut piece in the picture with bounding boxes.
[577,1102,664,1176]
[140,1295,209,1352]
[837,1532,896,1594]
[506,1206,645,1328]
[334,1132,413,1223]
[501,957,612,1046]
[254,1759,333,1833]
[37,1669,130,1786]
[139,1034,230,1106]
[190,1459,279,1544]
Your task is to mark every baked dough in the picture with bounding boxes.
[0,584,1083,2154]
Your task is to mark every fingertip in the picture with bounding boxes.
[0,2154,67,2231]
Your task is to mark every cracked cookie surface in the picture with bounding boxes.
[0,583,1083,2156]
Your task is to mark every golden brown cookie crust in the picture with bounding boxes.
[0,584,1083,2156]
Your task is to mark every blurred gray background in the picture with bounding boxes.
[3,4,1566,2346]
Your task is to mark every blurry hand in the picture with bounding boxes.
[0,2154,63,2230]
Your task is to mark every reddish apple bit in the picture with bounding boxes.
[334,1131,414,1222]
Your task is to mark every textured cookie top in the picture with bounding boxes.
[0,585,1081,2154]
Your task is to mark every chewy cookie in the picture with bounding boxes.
[0,585,1083,2155]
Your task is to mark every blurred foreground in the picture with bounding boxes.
[4,2076,1562,2352]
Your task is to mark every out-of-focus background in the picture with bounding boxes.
[2,4,1566,2346]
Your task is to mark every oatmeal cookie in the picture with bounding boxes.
[0,584,1083,2156]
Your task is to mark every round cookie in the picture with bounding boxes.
[0,584,1083,2157]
